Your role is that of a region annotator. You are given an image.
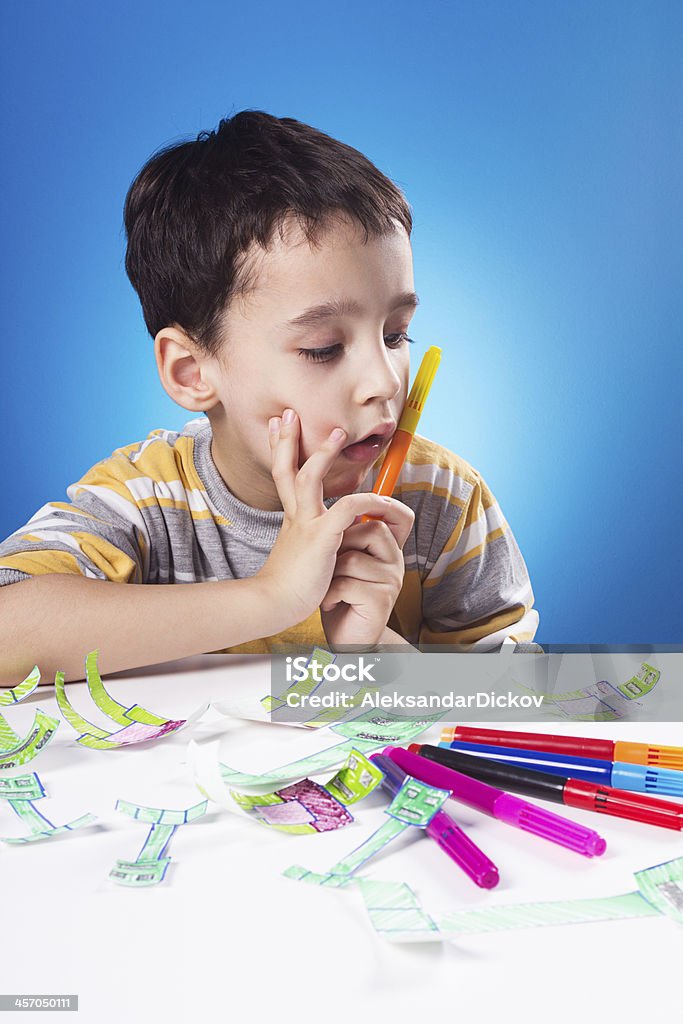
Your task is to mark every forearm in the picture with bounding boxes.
[0,573,279,685]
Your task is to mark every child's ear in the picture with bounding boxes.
[154,327,220,412]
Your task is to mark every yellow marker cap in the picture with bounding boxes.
[397,345,442,436]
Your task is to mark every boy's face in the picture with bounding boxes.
[207,214,418,511]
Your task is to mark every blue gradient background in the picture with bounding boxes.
[2,1,681,642]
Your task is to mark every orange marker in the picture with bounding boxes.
[361,345,441,522]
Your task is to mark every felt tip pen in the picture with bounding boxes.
[440,739,683,799]
[441,726,683,772]
[370,753,499,888]
[409,744,683,832]
[383,746,607,858]
[361,346,441,522]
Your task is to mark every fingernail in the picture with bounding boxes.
[282,409,295,425]
[330,428,346,442]
[269,417,281,433]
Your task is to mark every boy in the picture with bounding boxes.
[0,110,538,685]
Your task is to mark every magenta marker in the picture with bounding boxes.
[384,746,607,859]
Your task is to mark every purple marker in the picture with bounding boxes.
[384,746,607,859]
[370,753,500,888]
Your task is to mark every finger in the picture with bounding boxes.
[332,548,403,585]
[268,409,300,515]
[330,495,414,549]
[293,426,349,519]
[321,575,394,614]
[336,522,401,564]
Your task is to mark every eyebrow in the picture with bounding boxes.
[282,290,420,330]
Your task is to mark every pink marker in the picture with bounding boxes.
[384,746,607,858]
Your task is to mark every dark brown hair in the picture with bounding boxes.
[123,109,413,355]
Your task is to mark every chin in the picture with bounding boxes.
[322,470,368,500]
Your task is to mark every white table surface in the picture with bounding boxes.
[3,654,682,1023]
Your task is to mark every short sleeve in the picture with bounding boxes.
[0,455,150,586]
[417,472,539,649]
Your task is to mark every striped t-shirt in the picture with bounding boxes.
[0,417,539,652]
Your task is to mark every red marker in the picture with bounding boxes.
[441,726,683,771]
[410,743,683,831]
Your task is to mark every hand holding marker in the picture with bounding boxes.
[361,345,441,522]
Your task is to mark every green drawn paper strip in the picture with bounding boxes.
[0,773,45,800]
[303,686,382,730]
[0,715,21,751]
[284,777,449,885]
[328,817,409,877]
[0,710,60,768]
[325,750,383,805]
[617,663,660,699]
[138,823,176,862]
[634,857,683,923]
[1,812,98,845]
[110,858,171,886]
[357,859,683,942]
[226,750,381,833]
[220,715,439,791]
[0,666,40,706]
[0,773,97,844]
[357,880,440,936]
[110,799,207,887]
[333,712,443,743]
[55,671,111,740]
[115,799,208,826]
[85,650,167,727]
[8,797,55,833]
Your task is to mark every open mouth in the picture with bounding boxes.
[342,432,392,461]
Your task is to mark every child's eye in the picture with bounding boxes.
[299,333,415,364]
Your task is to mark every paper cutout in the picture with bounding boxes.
[0,666,41,706]
[55,650,207,748]
[109,799,208,886]
[230,751,384,834]
[261,647,337,716]
[0,773,97,844]
[514,662,661,722]
[0,666,59,770]
[0,710,60,771]
[218,712,441,792]
[285,776,451,885]
[192,743,383,834]
[355,855,683,942]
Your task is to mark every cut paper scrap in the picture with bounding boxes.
[355,855,683,943]
[260,647,381,729]
[55,649,208,748]
[0,666,41,706]
[230,751,384,834]
[285,776,451,886]
[191,742,383,833]
[217,712,442,792]
[514,662,661,722]
[0,773,97,845]
[0,710,60,771]
[260,647,336,717]
[0,666,59,770]
[109,799,208,887]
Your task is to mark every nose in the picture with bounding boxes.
[353,338,404,405]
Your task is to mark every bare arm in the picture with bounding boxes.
[0,573,281,685]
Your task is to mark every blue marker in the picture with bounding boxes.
[439,740,683,798]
